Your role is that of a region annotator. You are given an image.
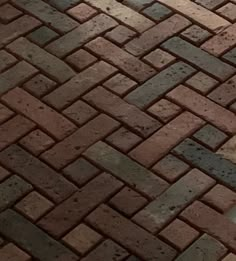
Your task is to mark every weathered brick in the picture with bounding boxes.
[0,103,14,124]
[142,2,172,21]
[67,3,97,22]
[195,0,227,9]
[38,173,123,237]
[41,114,120,169]
[167,85,236,134]
[0,209,79,261]
[217,3,236,22]
[84,0,154,32]
[84,87,160,137]
[125,14,190,56]
[0,61,37,95]
[0,115,35,150]
[0,4,22,23]
[105,25,136,45]
[44,61,117,110]
[158,0,230,32]
[175,234,227,261]
[47,0,82,11]
[218,135,236,163]
[46,14,118,58]
[0,50,17,73]
[0,243,30,261]
[173,138,236,190]
[133,169,214,232]
[125,62,195,109]
[2,87,76,140]
[181,25,212,45]
[130,112,204,167]
[0,145,76,203]
[86,37,156,82]
[86,204,177,261]
[12,0,78,33]
[224,47,236,66]
[84,141,168,199]
[123,0,154,11]
[181,201,236,250]
[162,37,235,81]
[7,37,75,83]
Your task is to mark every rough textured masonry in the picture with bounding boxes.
[0,0,236,260]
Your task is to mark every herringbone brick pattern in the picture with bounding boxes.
[0,0,236,260]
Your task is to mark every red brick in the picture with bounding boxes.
[84,0,154,32]
[0,103,14,124]
[84,86,160,137]
[217,3,236,22]
[0,50,17,73]
[0,115,35,151]
[20,129,55,156]
[41,114,120,169]
[130,112,204,167]
[38,173,123,237]
[2,87,76,140]
[180,201,236,250]
[86,37,156,82]
[167,85,236,134]
[67,3,97,22]
[0,4,22,23]
[0,243,30,261]
[159,219,199,250]
[105,25,136,45]
[125,14,191,56]
[202,184,236,212]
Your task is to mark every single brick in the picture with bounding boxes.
[44,61,117,110]
[15,191,53,221]
[65,49,97,71]
[84,87,160,137]
[159,219,199,250]
[82,240,129,261]
[41,114,120,169]
[152,154,190,182]
[105,25,136,45]
[46,14,118,58]
[158,0,230,32]
[148,99,182,123]
[67,3,97,22]
[0,115,35,150]
[20,129,55,156]
[0,50,17,73]
[142,3,172,21]
[84,0,154,32]
[84,141,168,199]
[7,37,75,83]
[63,224,102,255]
[0,243,30,261]
[23,74,57,98]
[173,138,236,190]
[202,184,236,213]
[186,72,218,94]
[86,204,177,260]
[0,145,76,203]
[0,103,14,124]
[110,187,148,216]
[181,25,212,45]
[0,175,32,211]
[180,201,236,250]
[125,14,191,56]
[2,87,76,140]
[123,0,154,11]
[0,15,41,47]
[0,61,37,95]
[106,127,142,153]
[193,124,227,150]
[195,0,227,9]
[39,173,123,237]
[208,75,236,106]
[103,73,137,96]
[202,23,236,56]
[130,112,204,167]
[86,37,156,82]
[143,49,176,70]
[175,234,227,261]
[0,4,22,23]
[162,37,235,81]
[27,26,59,47]
[63,100,97,126]
[63,157,100,186]
[0,209,78,261]
[224,47,236,66]
[125,62,195,109]
[12,0,78,33]
[167,85,236,134]
[133,169,214,233]
[218,135,236,164]
[217,3,236,22]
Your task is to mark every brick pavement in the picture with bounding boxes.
[0,0,236,260]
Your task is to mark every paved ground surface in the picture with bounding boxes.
[0,0,236,260]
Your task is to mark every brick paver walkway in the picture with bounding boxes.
[0,0,236,260]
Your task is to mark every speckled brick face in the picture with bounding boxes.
[0,0,236,260]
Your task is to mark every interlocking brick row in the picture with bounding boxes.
[0,0,236,260]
